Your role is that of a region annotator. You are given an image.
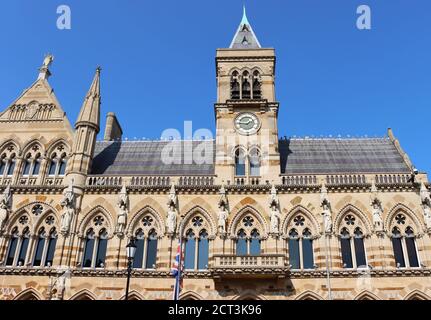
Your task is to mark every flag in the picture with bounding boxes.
[171,238,183,300]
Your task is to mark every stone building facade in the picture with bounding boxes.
[0,10,430,300]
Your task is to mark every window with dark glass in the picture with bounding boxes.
[145,229,158,269]
[197,230,209,269]
[405,227,419,267]
[236,229,247,255]
[133,230,145,269]
[33,231,45,267]
[5,231,18,266]
[250,229,261,255]
[252,71,261,99]
[184,230,196,270]
[45,231,57,267]
[7,160,15,176]
[82,229,95,268]
[235,149,246,176]
[391,227,405,268]
[302,229,314,269]
[95,229,108,268]
[249,148,260,176]
[340,228,353,268]
[353,228,367,268]
[288,229,300,269]
[17,229,30,266]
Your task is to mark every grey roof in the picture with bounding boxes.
[91,137,410,176]
[92,140,215,175]
[279,138,411,175]
[229,7,261,49]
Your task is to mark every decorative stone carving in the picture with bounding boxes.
[269,185,280,234]
[166,183,177,234]
[217,185,228,235]
[60,180,75,236]
[0,184,12,234]
[320,184,332,234]
[370,180,384,233]
[50,268,70,300]
[420,182,431,230]
[115,184,129,237]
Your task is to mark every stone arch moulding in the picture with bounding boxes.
[295,290,324,300]
[126,205,164,236]
[281,204,321,235]
[354,290,380,300]
[179,291,204,301]
[333,204,373,235]
[69,289,98,300]
[13,287,44,300]
[385,203,424,232]
[227,204,269,237]
[77,204,115,237]
[404,289,431,300]
[232,290,267,301]
[178,204,217,238]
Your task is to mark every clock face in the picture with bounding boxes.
[234,113,260,135]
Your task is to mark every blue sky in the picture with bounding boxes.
[0,0,429,173]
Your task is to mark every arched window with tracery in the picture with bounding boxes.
[48,144,68,177]
[0,143,18,178]
[235,148,246,176]
[32,213,58,267]
[183,215,210,270]
[241,71,251,99]
[390,212,420,268]
[338,213,368,269]
[235,215,262,256]
[286,214,315,269]
[131,214,160,269]
[81,215,109,268]
[252,70,261,99]
[231,71,240,99]
[21,144,42,178]
[5,214,31,267]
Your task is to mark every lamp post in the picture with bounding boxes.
[125,237,137,301]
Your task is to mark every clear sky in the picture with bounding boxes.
[0,0,429,173]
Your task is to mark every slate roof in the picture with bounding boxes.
[91,137,411,176]
[279,138,411,175]
[91,140,215,175]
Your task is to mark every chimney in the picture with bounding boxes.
[104,112,123,141]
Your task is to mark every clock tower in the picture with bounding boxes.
[214,7,281,185]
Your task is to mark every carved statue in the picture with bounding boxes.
[420,182,431,229]
[217,185,228,234]
[269,184,279,208]
[166,204,177,234]
[43,54,54,68]
[0,184,11,232]
[371,199,384,232]
[320,183,332,234]
[270,203,281,234]
[166,183,177,234]
[322,200,332,234]
[115,184,128,236]
[60,180,75,236]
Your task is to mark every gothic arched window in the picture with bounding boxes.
[338,213,368,269]
[287,215,315,270]
[81,215,109,268]
[5,213,33,267]
[231,71,240,100]
[241,71,251,99]
[235,148,246,176]
[235,216,262,256]
[249,148,261,177]
[32,223,57,267]
[48,143,69,177]
[183,215,211,270]
[252,70,261,99]
[22,145,42,177]
[132,228,158,269]
[0,144,17,178]
[391,221,420,268]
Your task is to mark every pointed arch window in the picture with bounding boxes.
[340,226,367,269]
[184,229,196,270]
[287,215,315,270]
[48,147,68,177]
[242,71,251,99]
[235,148,246,176]
[231,71,240,100]
[5,228,19,266]
[32,227,57,267]
[235,215,262,256]
[0,144,18,178]
[22,152,41,177]
[182,214,211,271]
[249,148,260,176]
[391,224,420,268]
[252,70,261,99]
[132,228,158,269]
[81,219,109,269]
[5,224,31,267]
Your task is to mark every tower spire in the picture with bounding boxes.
[229,6,261,49]
[76,67,101,132]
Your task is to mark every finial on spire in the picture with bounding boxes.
[38,54,54,80]
[241,4,249,25]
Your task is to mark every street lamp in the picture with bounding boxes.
[125,237,137,301]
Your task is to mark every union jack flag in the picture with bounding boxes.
[171,238,183,300]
